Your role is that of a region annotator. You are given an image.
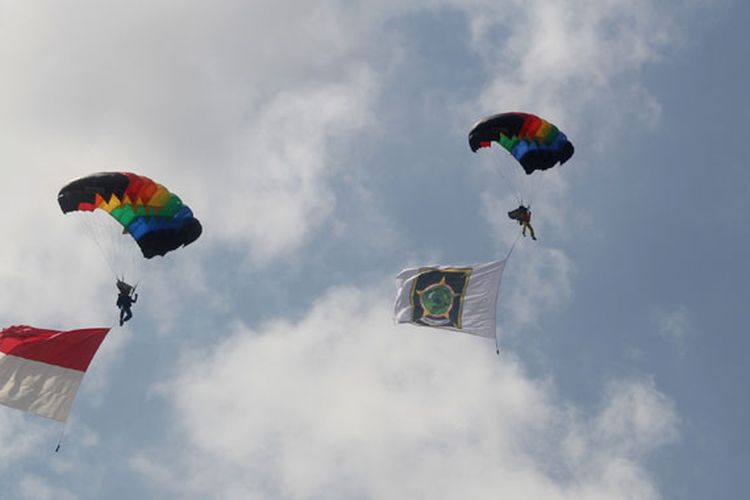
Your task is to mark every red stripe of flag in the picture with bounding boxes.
[0,326,109,372]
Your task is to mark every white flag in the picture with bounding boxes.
[394,259,506,338]
[0,325,109,421]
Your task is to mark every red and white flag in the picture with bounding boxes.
[0,325,109,421]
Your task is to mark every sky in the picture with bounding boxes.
[0,0,748,499]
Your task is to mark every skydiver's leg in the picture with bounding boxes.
[119,308,125,326]
[122,307,132,324]
[528,224,537,240]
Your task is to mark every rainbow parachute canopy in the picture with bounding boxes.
[468,112,574,174]
[58,172,202,258]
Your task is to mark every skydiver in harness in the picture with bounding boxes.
[116,279,138,326]
[508,205,537,241]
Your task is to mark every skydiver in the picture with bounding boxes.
[116,280,138,326]
[508,205,537,241]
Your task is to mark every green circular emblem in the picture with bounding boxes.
[419,282,455,316]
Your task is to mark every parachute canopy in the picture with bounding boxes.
[468,112,574,175]
[58,172,202,259]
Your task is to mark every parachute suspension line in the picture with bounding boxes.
[489,153,524,206]
[511,157,528,206]
[76,210,145,286]
[54,421,67,453]
[494,147,527,206]
[495,233,522,356]
[508,167,525,206]
[506,233,522,260]
[524,169,544,209]
[111,222,143,287]
[78,215,120,280]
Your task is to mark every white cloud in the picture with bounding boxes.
[0,1,386,266]
[132,284,677,500]
[482,191,574,329]
[653,306,690,353]
[466,0,680,130]
[0,412,50,469]
[460,0,692,247]
[595,378,679,457]
[460,0,696,334]
[206,68,378,262]
[19,474,79,500]
[0,1,702,498]
[0,0,694,278]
